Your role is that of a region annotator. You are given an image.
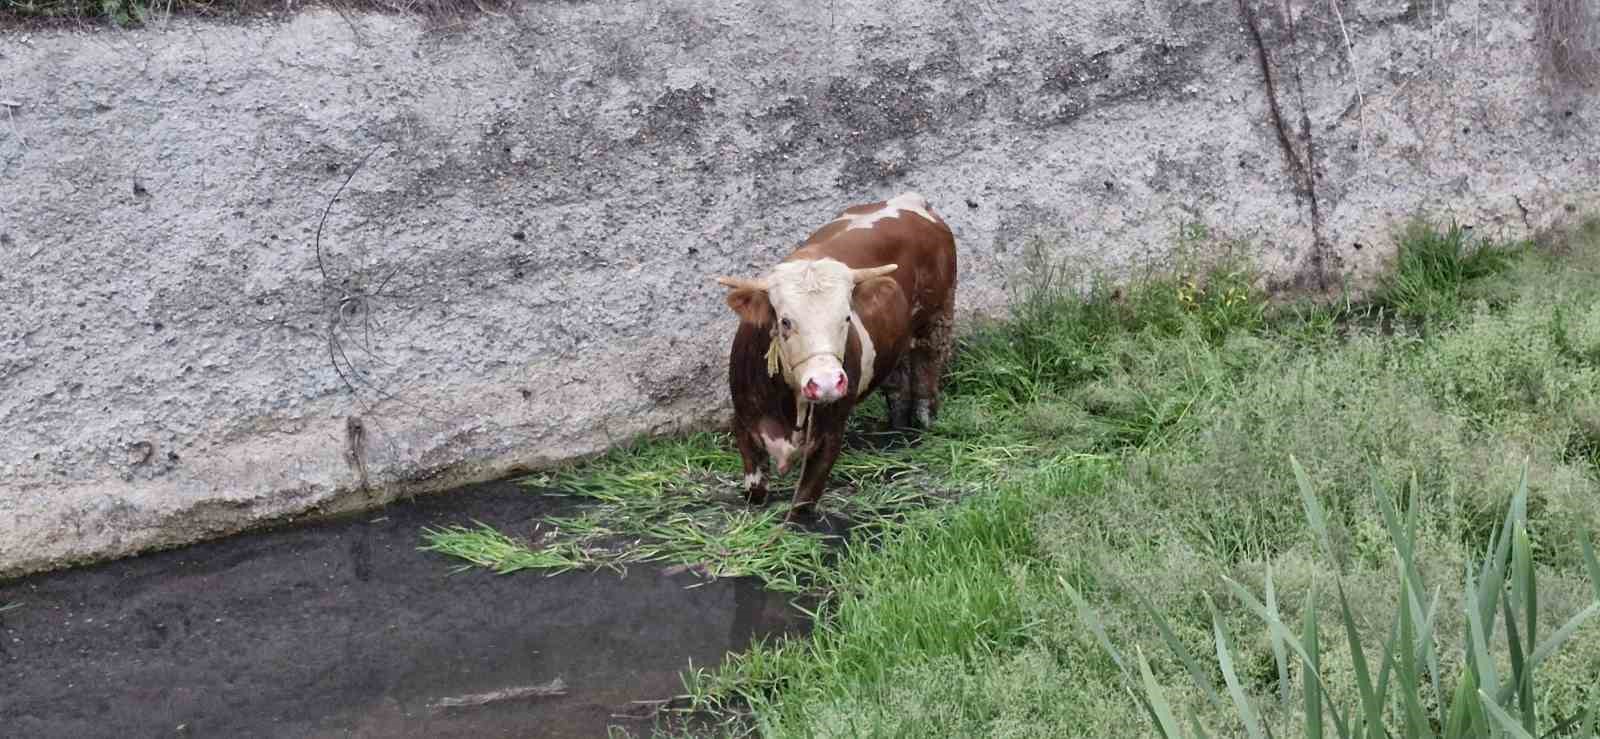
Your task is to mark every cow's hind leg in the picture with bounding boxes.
[909,303,955,429]
[734,420,771,505]
[879,361,914,431]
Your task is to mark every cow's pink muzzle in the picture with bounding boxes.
[801,369,849,403]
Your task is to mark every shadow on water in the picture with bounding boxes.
[0,478,811,738]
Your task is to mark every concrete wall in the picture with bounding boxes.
[2,0,1596,578]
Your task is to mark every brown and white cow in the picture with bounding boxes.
[714,192,958,521]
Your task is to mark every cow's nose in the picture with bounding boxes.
[834,374,848,393]
[803,379,820,400]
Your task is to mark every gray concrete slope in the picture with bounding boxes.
[1,0,1596,577]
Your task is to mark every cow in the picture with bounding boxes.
[713,192,958,522]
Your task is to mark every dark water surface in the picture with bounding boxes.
[0,479,810,738]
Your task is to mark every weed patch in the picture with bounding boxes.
[1371,218,1524,327]
[430,216,1600,738]
[655,216,1600,737]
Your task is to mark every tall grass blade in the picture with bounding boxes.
[1443,668,1479,738]
[1373,616,1400,739]
[1480,689,1539,739]
[1303,579,1323,739]
[1582,531,1600,601]
[1265,564,1290,705]
[1395,555,1433,739]
[1502,589,1532,731]
[1541,709,1591,739]
[1136,646,1185,739]
[1415,585,1445,725]
[1528,600,1600,670]
[1465,567,1502,700]
[1061,576,1127,674]
[1336,580,1383,739]
[1512,523,1537,733]
[1290,456,1337,564]
[1131,586,1227,712]
[1207,595,1265,739]
[1374,475,1415,584]
[1220,577,1352,739]
[1481,466,1530,603]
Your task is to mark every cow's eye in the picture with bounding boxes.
[780,317,793,330]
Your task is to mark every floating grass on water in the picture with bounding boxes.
[423,404,1043,594]
[419,521,593,576]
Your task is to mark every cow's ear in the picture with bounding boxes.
[716,276,774,327]
[851,276,904,316]
[724,287,774,327]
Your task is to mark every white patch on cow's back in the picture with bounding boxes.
[851,310,876,397]
[886,191,938,223]
[832,191,940,231]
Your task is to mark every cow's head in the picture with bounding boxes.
[717,258,897,404]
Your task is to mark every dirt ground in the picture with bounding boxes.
[0,479,810,738]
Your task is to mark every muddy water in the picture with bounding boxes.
[0,480,810,738]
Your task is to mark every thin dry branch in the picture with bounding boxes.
[1328,0,1366,163]
[428,678,567,711]
[314,142,384,286]
[1238,0,1330,290]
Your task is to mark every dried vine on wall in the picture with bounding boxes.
[1237,0,1332,291]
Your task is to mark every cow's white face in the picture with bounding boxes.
[717,258,896,404]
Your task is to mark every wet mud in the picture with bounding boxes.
[0,479,810,738]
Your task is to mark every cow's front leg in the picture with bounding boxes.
[785,431,843,523]
[734,422,771,505]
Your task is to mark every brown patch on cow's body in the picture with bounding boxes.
[723,193,956,519]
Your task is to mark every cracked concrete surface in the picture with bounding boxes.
[1,0,1596,577]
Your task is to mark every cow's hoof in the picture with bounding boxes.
[887,405,914,431]
[782,504,818,526]
[743,487,769,506]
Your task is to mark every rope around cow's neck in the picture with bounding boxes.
[767,328,836,510]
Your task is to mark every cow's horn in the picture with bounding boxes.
[850,264,898,283]
[715,276,768,290]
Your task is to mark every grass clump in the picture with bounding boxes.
[421,432,834,593]
[1371,219,1524,326]
[420,406,1054,594]
[676,462,1111,735]
[1072,458,1600,738]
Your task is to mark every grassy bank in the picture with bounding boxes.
[426,216,1600,737]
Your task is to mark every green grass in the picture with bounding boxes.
[1371,218,1526,327]
[1072,459,1600,738]
[425,214,1600,738]
[418,406,1051,593]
